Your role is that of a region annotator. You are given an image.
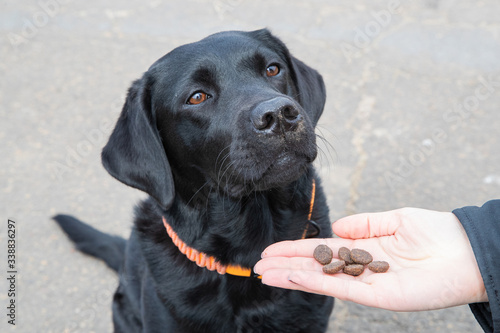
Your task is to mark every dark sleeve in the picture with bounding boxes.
[453,200,500,333]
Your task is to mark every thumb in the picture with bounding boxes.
[332,211,400,239]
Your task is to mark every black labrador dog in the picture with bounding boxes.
[55,29,334,332]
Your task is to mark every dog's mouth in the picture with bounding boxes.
[216,147,315,198]
[260,151,311,182]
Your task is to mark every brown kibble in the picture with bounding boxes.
[350,248,373,265]
[313,245,333,265]
[322,261,345,274]
[338,247,354,264]
[367,261,390,273]
[319,247,389,276]
[343,264,365,276]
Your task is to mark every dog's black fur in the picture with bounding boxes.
[54,29,334,332]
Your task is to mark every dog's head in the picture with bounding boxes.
[102,29,326,210]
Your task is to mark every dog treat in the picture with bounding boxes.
[343,264,364,276]
[350,248,373,265]
[313,245,333,265]
[314,246,389,276]
[338,247,354,264]
[367,261,390,273]
[322,260,345,274]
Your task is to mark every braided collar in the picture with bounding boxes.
[163,180,318,278]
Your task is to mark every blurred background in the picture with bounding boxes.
[1,0,499,332]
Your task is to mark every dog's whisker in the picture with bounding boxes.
[216,152,232,184]
[314,129,337,168]
[315,126,338,157]
[218,160,238,187]
[215,145,232,172]
[186,180,212,207]
[204,183,215,212]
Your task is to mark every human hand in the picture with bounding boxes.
[254,208,487,311]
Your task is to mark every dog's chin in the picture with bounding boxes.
[222,153,313,198]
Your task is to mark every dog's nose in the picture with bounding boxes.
[251,98,301,133]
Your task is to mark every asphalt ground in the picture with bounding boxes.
[1,0,499,332]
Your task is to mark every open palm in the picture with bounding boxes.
[254,208,487,311]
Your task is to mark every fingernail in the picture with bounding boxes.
[288,272,302,285]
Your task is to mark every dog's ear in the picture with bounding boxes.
[248,29,326,126]
[289,56,326,126]
[101,77,175,210]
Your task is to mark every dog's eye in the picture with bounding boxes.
[187,91,210,105]
[266,64,280,77]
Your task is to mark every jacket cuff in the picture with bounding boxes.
[453,200,500,333]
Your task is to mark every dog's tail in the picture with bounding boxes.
[53,214,126,272]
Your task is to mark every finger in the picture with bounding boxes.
[256,258,368,284]
[259,268,322,294]
[260,238,355,258]
[260,239,324,258]
[260,268,380,307]
[254,256,325,276]
[332,211,401,239]
[287,270,379,306]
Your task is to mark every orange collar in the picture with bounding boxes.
[162,216,256,277]
[163,179,317,278]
